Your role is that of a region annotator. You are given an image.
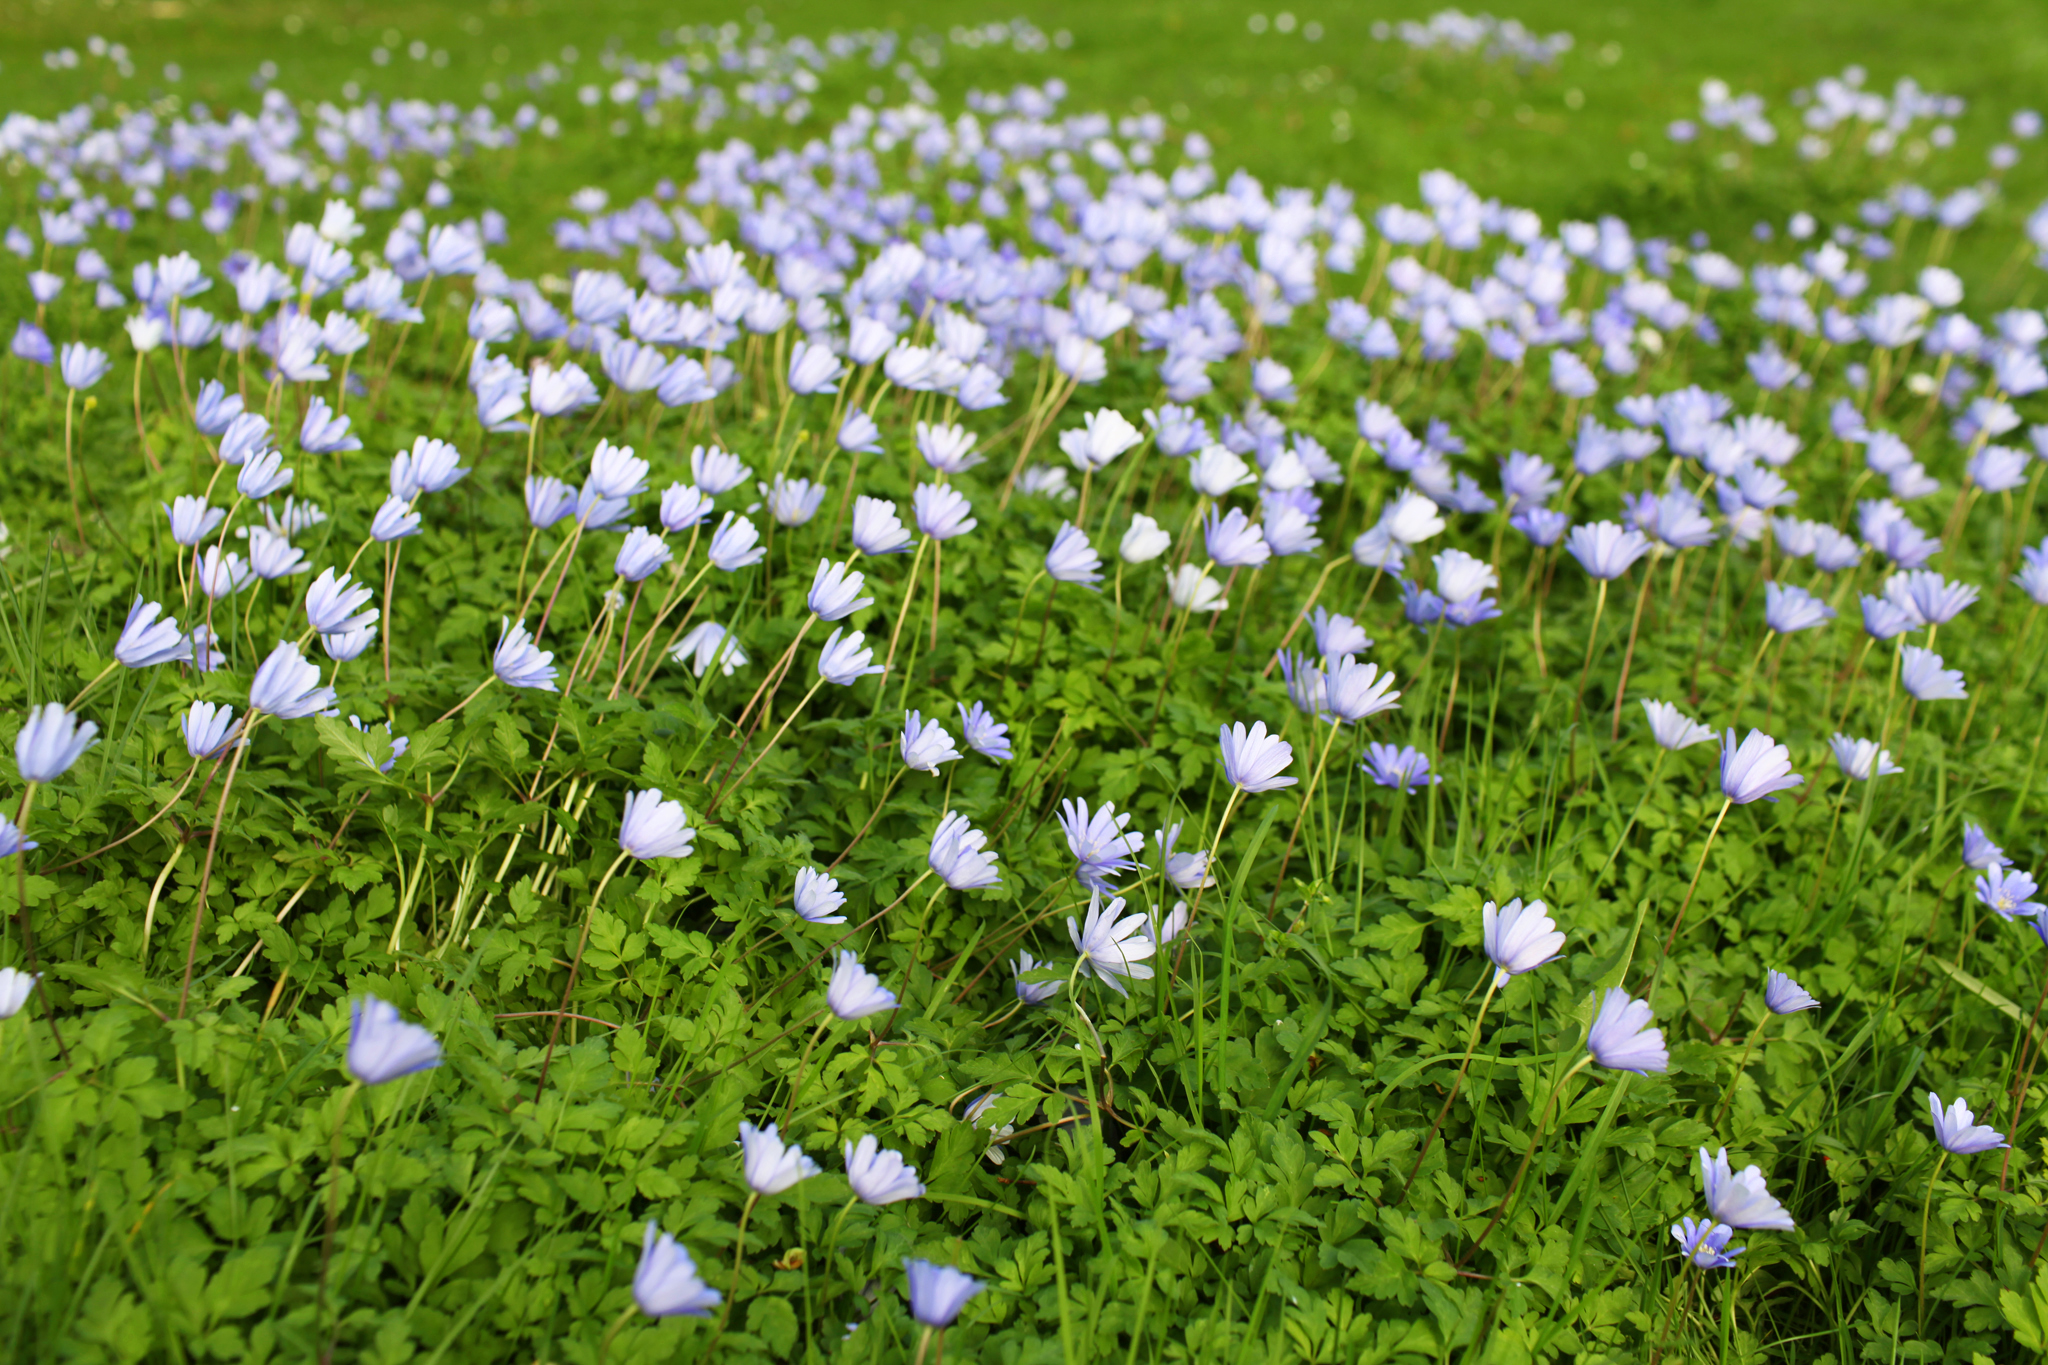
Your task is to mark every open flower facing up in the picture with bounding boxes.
[1699,1148,1796,1230]
[1642,699,1714,750]
[1587,988,1668,1073]
[632,1223,721,1317]
[1671,1217,1745,1271]
[905,1259,985,1329]
[1068,891,1158,995]
[929,811,1000,890]
[901,711,963,774]
[346,996,442,1085]
[618,789,696,860]
[737,1121,821,1195]
[827,951,898,1021]
[1764,970,1820,1013]
[1719,728,1803,804]
[1059,798,1146,890]
[1220,721,1296,792]
[1363,742,1440,790]
[794,867,848,925]
[1482,898,1565,988]
[1928,1092,2008,1154]
[1977,866,2044,919]
[846,1134,925,1205]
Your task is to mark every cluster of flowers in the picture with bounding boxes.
[3,10,2048,1342]
[1370,10,1574,67]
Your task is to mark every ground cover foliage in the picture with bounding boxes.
[4,8,2048,1364]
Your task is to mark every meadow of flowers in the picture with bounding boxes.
[3,7,2048,1362]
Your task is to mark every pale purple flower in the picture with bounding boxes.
[346,996,442,1085]
[1928,1093,2007,1154]
[901,711,963,774]
[1059,798,1146,890]
[114,597,191,668]
[1764,970,1819,1013]
[1220,721,1296,792]
[807,560,872,621]
[1699,1148,1795,1230]
[1977,866,2044,919]
[1671,1218,1744,1271]
[818,628,883,686]
[1900,645,1966,701]
[1045,522,1104,586]
[1588,988,1667,1072]
[619,789,695,859]
[1567,521,1652,579]
[1483,897,1565,987]
[1963,822,2011,871]
[928,810,1000,890]
[1829,734,1901,781]
[632,1223,721,1317]
[1719,729,1803,803]
[1642,699,1714,750]
[827,951,898,1020]
[737,1121,820,1195]
[793,867,848,925]
[1067,891,1157,995]
[904,1260,984,1329]
[957,701,1011,762]
[845,1134,924,1204]
[248,642,335,719]
[14,703,99,782]
[1363,742,1439,790]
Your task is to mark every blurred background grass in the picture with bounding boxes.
[3,0,2047,280]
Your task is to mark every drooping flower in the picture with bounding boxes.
[827,951,899,1021]
[1482,898,1565,988]
[346,996,442,1085]
[1928,1092,2007,1154]
[1152,823,1215,891]
[492,618,558,691]
[1963,821,2012,871]
[1900,645,1966,701]
[737,1121,820,1195]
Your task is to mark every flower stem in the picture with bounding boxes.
[1399,974,1499,1201]
[702,1191,761,1362]
[1659,797,1733,960]
[534,848,632,1102]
